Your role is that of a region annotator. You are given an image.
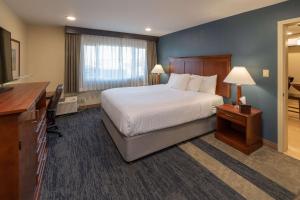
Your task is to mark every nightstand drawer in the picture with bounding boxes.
[217,109,246,126]
[216,104,262,154]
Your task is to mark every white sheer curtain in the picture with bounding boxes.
[79,35,148,91]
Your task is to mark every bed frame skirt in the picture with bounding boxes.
[101,109,216,162]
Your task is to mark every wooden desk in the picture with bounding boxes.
[0,82,49,200]
[215,104,262,154]
[288,94,300,119]
[292,83,300,91]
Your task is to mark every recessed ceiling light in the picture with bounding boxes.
[145,27,152,32]
[287,32,293,35]
[66,16,76,21]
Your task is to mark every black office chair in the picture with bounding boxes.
[288,76,300,119]
[288,76,294,89]
[47,84,64,137]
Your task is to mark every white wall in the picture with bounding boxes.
[25,25,100,105]
[0,1,65,92]
[1,1,100,106]
[288,46,300,94]
[26,25,65,91]
[0,0,27,77]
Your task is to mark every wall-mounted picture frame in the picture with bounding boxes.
[11,39,20,80]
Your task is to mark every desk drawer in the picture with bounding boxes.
[37,137,47,162]
[37,119,47,143]
[218,109,246,126]
[36,150,47,189]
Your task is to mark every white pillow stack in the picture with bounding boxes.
[167,73,217,94]
[186,75,202,92]
[167,73,190,90]
[198,75,217,94]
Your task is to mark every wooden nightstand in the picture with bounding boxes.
[215,104,262,154]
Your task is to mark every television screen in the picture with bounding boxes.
[0,27,13,84]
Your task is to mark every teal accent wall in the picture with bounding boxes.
[157,0,300,143]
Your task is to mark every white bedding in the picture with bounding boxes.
[101,84,223,137]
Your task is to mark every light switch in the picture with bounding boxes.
[263,69,269,77]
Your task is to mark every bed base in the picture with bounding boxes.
[101,109,216,162]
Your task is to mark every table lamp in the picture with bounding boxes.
[224,66,256,104]
[151,64,165,84]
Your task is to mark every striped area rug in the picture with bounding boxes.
[41,108,300,200]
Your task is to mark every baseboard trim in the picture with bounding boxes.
[263,139,277,150]
[79,103,101,110]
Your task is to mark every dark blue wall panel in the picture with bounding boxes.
[157,0,300,143]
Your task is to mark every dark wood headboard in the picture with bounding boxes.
[169,55,231,98]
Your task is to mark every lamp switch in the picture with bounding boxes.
[263,69,269,77]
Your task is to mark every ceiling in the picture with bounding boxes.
[288,23,300,38]
[5,0,286,36]
[287,23,300,46]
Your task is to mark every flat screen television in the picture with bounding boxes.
[0,27,13,92]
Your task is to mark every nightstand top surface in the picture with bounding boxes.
[217,104,262,117]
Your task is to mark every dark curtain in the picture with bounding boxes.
[147,41,157,85]
[65,33,81,93]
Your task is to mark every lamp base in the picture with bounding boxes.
[156,74,160,84]
[151,74,160,85]
[237,85,242,105]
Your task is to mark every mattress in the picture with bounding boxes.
[101,84,223,137]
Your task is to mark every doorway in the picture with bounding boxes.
[278,17,300,160]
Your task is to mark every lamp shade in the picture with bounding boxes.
[224,66,256,85]
[151,64,165,74]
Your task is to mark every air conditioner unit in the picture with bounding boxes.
[56,96,78,116]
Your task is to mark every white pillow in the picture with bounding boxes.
[198,75,217,94]
[187,75,202,92]
[167,73,190,90]
[167,73,176,86]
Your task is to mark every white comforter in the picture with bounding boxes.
[101,84,223,137]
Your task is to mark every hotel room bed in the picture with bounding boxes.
[101,55,231,162]
[101,84,223,137]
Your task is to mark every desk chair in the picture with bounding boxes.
[288,77,300,119]
[47,84,64,137]
[288,76,294,89]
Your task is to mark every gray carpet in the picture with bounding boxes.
[41,108,244,200]
[192,139,295,200]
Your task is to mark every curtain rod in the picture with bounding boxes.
[65,26,158,42]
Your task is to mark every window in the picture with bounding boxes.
[79,35,148,91]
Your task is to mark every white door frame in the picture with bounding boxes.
[277,17,300,152]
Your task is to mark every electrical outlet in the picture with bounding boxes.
[263,69,269,78]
